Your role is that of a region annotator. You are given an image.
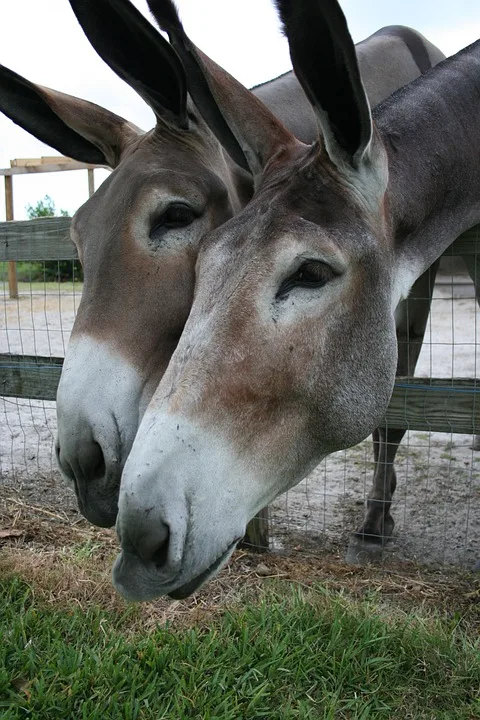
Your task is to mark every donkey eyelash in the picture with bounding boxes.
[276,260,337,300]
[149,203,198,237]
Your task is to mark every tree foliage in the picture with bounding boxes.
[26,194,70,220]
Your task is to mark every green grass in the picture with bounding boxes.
[0,575,478,719]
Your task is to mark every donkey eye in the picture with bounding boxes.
[150,203,197,237]
[277,261,336,299]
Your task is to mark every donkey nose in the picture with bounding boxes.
[55,436,119,527]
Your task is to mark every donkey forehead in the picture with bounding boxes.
[199,161,379,269]
[73,150,230,240]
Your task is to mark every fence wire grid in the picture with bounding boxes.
[1,218,479,569]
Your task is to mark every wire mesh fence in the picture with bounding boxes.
[1,218,479,570]
[0,218,81,523]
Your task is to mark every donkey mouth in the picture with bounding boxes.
[113,533,242,601]
[168,539,240,599]
[69,481,118,528]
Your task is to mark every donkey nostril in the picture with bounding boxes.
[133,522,170,568]
[56,439,106,483]
[90,442,106,480]
[151,528,170,569]
[56,443,75,483]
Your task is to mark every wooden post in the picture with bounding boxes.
[242,507,269,553]
[462,253,480,303]
[461,250,480,449]
[5,175,18,299]
[87,168,95,198]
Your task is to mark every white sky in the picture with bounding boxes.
[1,0,479,220]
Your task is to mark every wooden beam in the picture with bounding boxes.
[10,156,83,167]
[382,377,480,434]
[4,175,18,299]
[1,356,479,434]
[0,161,108,176]
[0,217,477,263]
[0,354,64,400]
[0,217,75,261]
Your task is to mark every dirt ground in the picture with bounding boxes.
[1,277,479,573]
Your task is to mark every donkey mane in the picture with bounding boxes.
[249,70,293,92]
[369,26,432,74]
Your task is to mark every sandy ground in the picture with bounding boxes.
[1,277,479,569]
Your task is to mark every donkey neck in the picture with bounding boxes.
[376,41,480,282]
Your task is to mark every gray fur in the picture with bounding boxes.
[254,27,446,144]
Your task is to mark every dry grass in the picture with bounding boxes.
[1,489,478,635]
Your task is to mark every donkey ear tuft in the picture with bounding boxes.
[147,0,183,35]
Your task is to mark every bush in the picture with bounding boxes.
[23,195,83,282]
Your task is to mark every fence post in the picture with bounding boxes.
[462,251,480,450]
[462,253,480,302]
[242,507,269,552]
[87,168,95,198]
[5,175,18,299]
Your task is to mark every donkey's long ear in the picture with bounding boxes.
[276,0,372,169]
[0,64,140,167]
[147,0,297,176]
[68,0,187,127]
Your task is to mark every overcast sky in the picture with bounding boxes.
[1,0,479,220]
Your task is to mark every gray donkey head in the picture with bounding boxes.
[113,0,480,600]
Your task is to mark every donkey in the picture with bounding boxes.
[0,0,444,529]
[111,0,480,601]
